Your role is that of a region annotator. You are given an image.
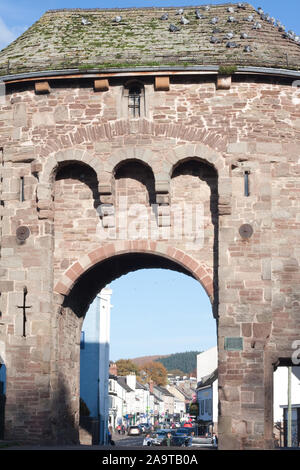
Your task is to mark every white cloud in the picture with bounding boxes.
[0,16,27,50]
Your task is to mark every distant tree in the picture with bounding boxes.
[155,351,201,374]
[141,361,168,386]
[115,359,140,376]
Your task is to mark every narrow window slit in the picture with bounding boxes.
[20,176,25,202]
[244,171,250,197]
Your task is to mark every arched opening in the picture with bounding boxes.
[114,159,156,206]
[54,250,217,445]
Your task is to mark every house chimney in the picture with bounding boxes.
[109,361,117,376]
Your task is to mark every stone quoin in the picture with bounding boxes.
[0,3,300,450]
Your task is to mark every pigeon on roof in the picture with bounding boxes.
[81,17,91,25]
[169,24,180,32]
[210,36,221,44]
[228,16,237,23]
[203,5,210,11]
[225,32,234,40]
[195,9,203,19]
[240,32,248,39]
[227,7,235,13]
[252,22,262,30]
[175,8,184,15]
[245,15,254,22]
[112,16,122,23]
[210,17,219,24]
[257,7,264,14]
[244,45,252,53]
[226,41,239,48]
[237,2,246,8]
[181,16,190,25]
[160,13,168,20]
[213,28,221,34]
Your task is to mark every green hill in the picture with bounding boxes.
[155,350,201,375]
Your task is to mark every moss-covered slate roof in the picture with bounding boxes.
[0,3,300,76]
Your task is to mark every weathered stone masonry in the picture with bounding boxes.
[0,4,300,449]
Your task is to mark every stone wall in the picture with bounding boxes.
[0,74,300,448]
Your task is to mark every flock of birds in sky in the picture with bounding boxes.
[80,3,300,55]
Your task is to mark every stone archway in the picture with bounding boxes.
[50,246,216,444]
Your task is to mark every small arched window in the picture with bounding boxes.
[128,85,141,118]
[123,80,145,119]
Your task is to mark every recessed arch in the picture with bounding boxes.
[54,242,214,317]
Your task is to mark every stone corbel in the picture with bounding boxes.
[35,81,50,94]
[155,76,170,91]
[94,79,109,92]
[216,75,232,90]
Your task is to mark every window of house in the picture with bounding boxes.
[128,86,141,118]
[123,80,145,119]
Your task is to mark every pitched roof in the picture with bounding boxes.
[0,3,299,76]
[196,369,218,389]
[117,376,133,392]
[154,385,175,397]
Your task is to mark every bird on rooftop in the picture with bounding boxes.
[227,7,235,13]
[237,3,246,9]
[81,17,91,25]
[181,16,190,25]
[226,41,239,48]
[225,32,234,40]
[195,9,203,19]
[240,32,248,39]
[169,24,180,32]
[160,13,168,20]
[257,7,264,14]
[210,17,219,24]
[112,16,122,23]
[252,22,262,30]
[203,5,210,11]
[244,45,252,53]
[176,8,184,15]
[245,15,254,22]
[228,16,237,23]
[210,36,220,44]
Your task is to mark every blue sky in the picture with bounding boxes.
[109,269,217,361]
[0,1,300,49]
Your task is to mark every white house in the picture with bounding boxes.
[196,346,218,433]
[273,366,300,447]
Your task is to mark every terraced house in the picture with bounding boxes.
[0,3,300,449]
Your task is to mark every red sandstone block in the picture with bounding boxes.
[88,247,105,263]
[54,282,69,295]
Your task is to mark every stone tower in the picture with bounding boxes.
[0,4,300,449]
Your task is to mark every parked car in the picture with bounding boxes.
[189,435,214,447]
[175,427,198,437]
[160,435,192,447]
[128,425,142,436]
